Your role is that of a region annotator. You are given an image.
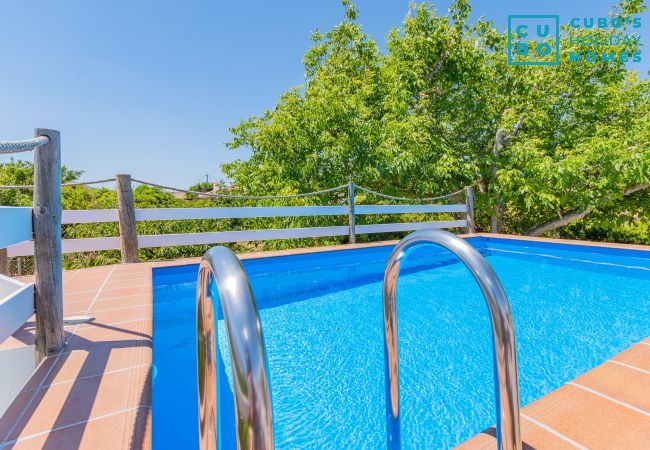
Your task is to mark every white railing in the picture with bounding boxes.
[5,184,475,258]
[0,207,34,343]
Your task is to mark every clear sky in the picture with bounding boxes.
[1,0,647,188]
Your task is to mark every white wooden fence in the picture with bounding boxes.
[5,182,475,260]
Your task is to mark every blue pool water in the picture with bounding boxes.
[152,237,650,449]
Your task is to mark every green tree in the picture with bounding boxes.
[224,0,649,242]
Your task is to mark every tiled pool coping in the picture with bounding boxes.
[0,234,648,449]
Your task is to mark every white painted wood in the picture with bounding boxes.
[0,276,34,344]
[62,237,121,253]
[355,204,467,214]
[62,209,118,224]
[60,204,466,223]
[5,241,33,258]
[134,206,349,221]
[137,226,351,248]
[8,221,466,256]
[0,207,32,248]
[355,220,468,234]
[7,236,121,257]
[8,205,468,256]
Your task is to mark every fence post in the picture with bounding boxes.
[115,174,139,263]
[0,248,9,276]
[33,128,65,360]
[347,181,356,244]
[465,186,476,233]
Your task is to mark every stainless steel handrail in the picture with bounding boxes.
[196,246,274,450]
[382,230,521,450]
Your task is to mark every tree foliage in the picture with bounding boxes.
[224,0,649,240]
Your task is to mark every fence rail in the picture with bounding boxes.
[5,181,475,258]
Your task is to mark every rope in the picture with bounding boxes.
[0,175,466,204]
[63,178,114,186]
[131,178,348,200]
[0,136,49,154]
[355,185,467,202]
[0,178,114,190]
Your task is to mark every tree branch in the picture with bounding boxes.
[525,183,650,236]
[423,55,446,82]
[525,207,594,237]
[623,183,650,196]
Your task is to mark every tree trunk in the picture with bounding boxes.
[490,129,504,233]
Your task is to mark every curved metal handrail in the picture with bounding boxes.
[382,230,521,450]
[196,246,274,450]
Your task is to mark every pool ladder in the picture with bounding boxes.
[196,246,274,450]
[383,229,522,450]
[196,230,521,450]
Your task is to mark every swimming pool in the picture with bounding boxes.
[152,236,650,449]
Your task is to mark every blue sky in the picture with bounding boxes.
[1,0,647,188]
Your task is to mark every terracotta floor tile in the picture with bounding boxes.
[7,366,151,441]
[151,260,181,268]
[64,272,109,283]
[62,292,98,304]
[63,301,94,316]
[65,320,152,352]
[574,362,650,412]
[0,391,34,442]
[518,415,583,450]
[22,357,58,392]
[81,305,152,328]
[110,268,152,277]
[90,295,150,312]
[613,344,650,372]
[181,257,201,264]
[0,331,35,350]
[36,346,151,389]
[454,430,494,449]
[454,417,578,450]
[96,286,150,300]
[103,278,150,290]
[63,278,108,290]
[524,384,650,449]
[5,406,151,450]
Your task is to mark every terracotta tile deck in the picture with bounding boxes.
[0,236,648,449]
[0,263,153,449]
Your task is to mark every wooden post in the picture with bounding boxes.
[347,181,356,244]
[0,248,9,276]
[465,186,476,233]
[33,128,65,359]
[115,174,139,263]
